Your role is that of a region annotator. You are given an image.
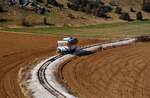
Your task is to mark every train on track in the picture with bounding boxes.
[57,37,79,54]
[56,36,150,54]
[35,35,150,98]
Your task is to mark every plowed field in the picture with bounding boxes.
[62,43,150,98]
[0,32,101,98]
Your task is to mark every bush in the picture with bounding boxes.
[115,7,122,14]
[47,0,58,6]
[43,17,48,25]
[136,12,143,20]
[119,12,131,21]
[143,3,150,12]
[66,0,112,18]
[130,8,136,12]
[22,18,32,26]
[34,6,46,14]
[85,4,91,14]
[96,8,106,17]
[36,0,46,3]
[67,3,72,9]
[43,17,53,25]
[68,14,76,19]
[0,4,8,12]
[103,5,113,13]
[109,0,117,6]
[0,19,7,22]
[70,4,79,11]
[43,17,55,25]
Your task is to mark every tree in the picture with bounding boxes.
[130,8,136,12]
[68,0,112,18]
[43,17,48,25]
[136,12,143,20]
[47,0,58,6]
[0,1,9,12]
[143,3,150,12]
[109,0,117,6]
[142,0,150,12]
[119,12,131,21]
[22,18,32,26]
[96,7,106,17]
[115,7,122,14]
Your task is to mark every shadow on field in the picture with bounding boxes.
[137,35,150,42]
[75,49,95,56]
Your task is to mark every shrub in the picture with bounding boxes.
[43,17,55,25]
[43,17,53,25]
[0,19,7,22]
[43,17,48,25]
[85,4,91,14]
[109,0,117,6]
[130,8,136,12]
[22,18,32,26]
[68,14,76,19]
[115,7,122,14]
[96,8,106,17]
[36,0,45,3]
[119,12,131,21]
[103,5,113,13]
[67,3,72,9]
[136,12,143,20]
[68,0,112,18]
[70,4,79,11]
[0,4,8,12]
[34,6,46,14]
[47,0,58,6]
[143,2,150,12]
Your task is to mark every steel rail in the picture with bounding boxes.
[37,38,137,98]
[37,55,67,98]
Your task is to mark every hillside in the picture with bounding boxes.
[0,0,150,27]
[102,0,143,9]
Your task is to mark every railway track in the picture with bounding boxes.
[36,44,101,98]
[36,38,139,98]
[37,55,67,98]
[36,41,105,98]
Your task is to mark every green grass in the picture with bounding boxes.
[1,20,150,39]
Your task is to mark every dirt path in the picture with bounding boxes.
[62,43,150,98]
[0,32,101,98]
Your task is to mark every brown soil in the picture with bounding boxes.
[62,43,150,98]
[0,32,102,98]
[0,32,58,98]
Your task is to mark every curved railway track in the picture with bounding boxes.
[36,38,140,98]
[37,55,67,98]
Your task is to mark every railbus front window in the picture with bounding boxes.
[58,43,67,47]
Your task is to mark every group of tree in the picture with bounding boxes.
[142,0,150,12]
[119,12,143,21]
[1,0,149,22]
[114,6,143,21]
[67,0,112,18]
[0,0,9,12]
